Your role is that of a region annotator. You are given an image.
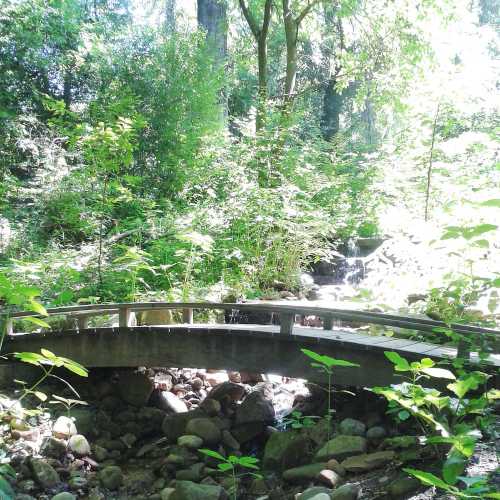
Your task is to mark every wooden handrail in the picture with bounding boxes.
[4,301,499,339]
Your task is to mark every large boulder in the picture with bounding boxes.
[338,418,366,437]
[98,465,124,490]
[172,480,226,500]
[152,390,188,413]
[185,418,221,446]
[232,391,275,443]
[30,459,60,489]
[331,484,361,500]
[315,436,367,462]
[262,431,311,471]
[117,371,154,407]
[68,434,91,456]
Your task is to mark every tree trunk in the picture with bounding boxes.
[197,0,227,62]
[197,0,228,120]
[321,78,343,140]
[164,0,176,34]
[256,37,268,132]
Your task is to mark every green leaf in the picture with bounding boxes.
[403,468,452,491]
[198,448,225,461]
[484,494,500,499]
[27,300,47,316]
[421,367,456,380]
[0,476,14,498]
[24,316,50,328]
[443,451,466,485]
[218,463,233,472]
[398,410,410,421]
[33,391,47,402]
[384,351,411,371]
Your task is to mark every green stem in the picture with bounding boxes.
[327,369,332,441]
[17,365,53,404]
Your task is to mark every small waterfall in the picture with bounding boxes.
[342,239,366,285]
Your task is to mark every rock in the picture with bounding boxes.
[330,483,361,500]
[185,418,221,446]
[154,390,189,413]
[338,418,366,437]
[93,445,108,462]
[366,426,386,441]
[125,470,155,493]
[326,458,346,476]
[221,430,239,451]
[162,410,204,442]
[263,431,311,471]
[40,436,67,459]
[51,493,77,500]
[341,451,395,473]
[208,382,245,404]
[318,468,342,488]
[232,391,275,443]
[161,488,176,500]
[68,434,91,456]
[70,408,96,436]
[298,487,332,500]
[315,436,367,462]
[30,458,60,488]
[175,463,205,482]
[117,371,154,407]
[199,398,221,417]
[177,434,204,449]
[172,480,226,500]
[53,416,77,438]
[282,463,327,484]
[387,476,421,498]
[68,474,88,490]
[249,476,268,496]
[98,465,123,490]
[18,479,36,494]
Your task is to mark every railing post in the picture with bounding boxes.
[323,316,333,330]
[77,315,89,331]
[182,308,193,324]
[280,313,295,335]
[5,318,13,336]
[119,307,132,328]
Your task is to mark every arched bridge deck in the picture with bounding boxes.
[3,302,499,387]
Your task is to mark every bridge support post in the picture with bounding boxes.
[280,313,295,335]
[77,316,89,331]
[182,308,193,324]
[323,316,334,330]
[119,307,132,328]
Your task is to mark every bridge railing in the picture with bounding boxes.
[4,301,500,360]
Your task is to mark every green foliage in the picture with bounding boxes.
[301,348,359,440]
[198,448,261,500]
[282,410,319,430]
[373,351,499,498]
[0,464,15,499]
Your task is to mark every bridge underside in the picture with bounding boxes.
[6,324,493,388]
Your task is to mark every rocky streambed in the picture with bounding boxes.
[0,367,498,500]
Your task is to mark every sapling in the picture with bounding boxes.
[198,448,261,500]
[301,348,360,440]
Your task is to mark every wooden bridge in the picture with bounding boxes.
[3,302,500,387]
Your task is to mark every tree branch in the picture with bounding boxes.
[261,0,273,40]
[296,0,322,25]
[239,0,260,39]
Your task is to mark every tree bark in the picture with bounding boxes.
[197,0,227,62]
[164,0,176,34]
[239,0,272,132]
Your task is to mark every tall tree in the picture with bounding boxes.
[238,0,273,132]
[164,0,176,33]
